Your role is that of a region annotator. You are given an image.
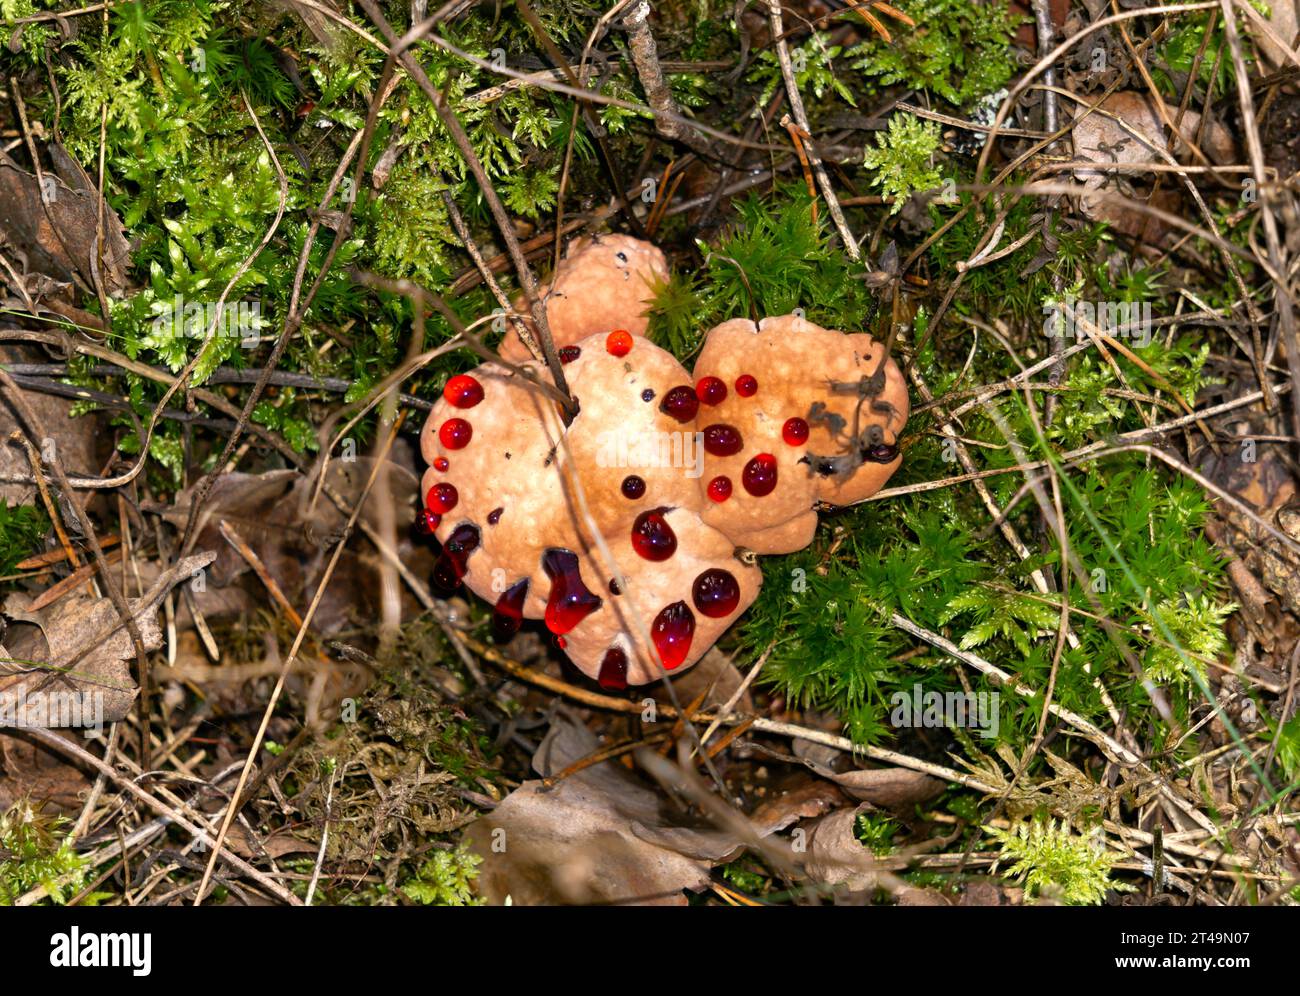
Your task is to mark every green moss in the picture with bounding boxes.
[849,0,1023,107]
[0,803,93,906]
[986,817,1131,905]
[863,114,944,213]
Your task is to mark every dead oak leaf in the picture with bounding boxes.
[463,713,717,905]
[0,142,131,299]
[1070,91,1234,241]
[0,552,216,727]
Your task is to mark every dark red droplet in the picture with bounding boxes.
[742,453,778,496]
[707,476,732,502]
[556,636,567,649]
[597,647,629,690]
[631,508,677,561]
[606,329,633,356]
[487,507,503,525]
[443,374,484,408]
[651,601,695,670]
[439,418,472,449]
[427,483,458,514]
[433,456,449,472]
[432,523,480,592]
[693,568,741,618]
[703,423,743,456]
[660,385,699,423]
[542,548,603,634]
[621,475,646,500]
[416,509,441,534]
[491,578,529,643]
[559,345,582,364]
[641,388,655,402]
[782,417,809,446]
[735,374,758,397]
[608,577,623,595]
[696,376,727,406]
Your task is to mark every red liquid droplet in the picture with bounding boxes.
[416,509,441,534]
[598,647,629,690]
[606,329,633,356]
[443,374,484,408]
[559,345,582,364]
[696,376,727,405]
[707,476,732,502]
[433,456,449,472]
[693,568,740,618]
[735,374,758,397]
[742,453,778,496]
[621,475,646,500]
[487,507,503,525]
[491,578,529,642]
[782,417,809,446]
[631,508,677,561]
[542,548,603,634]
[432,523,480,592]
[864,442,900,463]
[703,423,743,456]
[659,385,699,423]
[427,483,458,514]
[439,418,472,449]
[556,636,567,649]
[652,601,695,670]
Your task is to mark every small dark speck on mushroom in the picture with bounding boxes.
[504,452,512,460]
[641,388,655,402]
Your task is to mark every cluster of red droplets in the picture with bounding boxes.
[689,371,810,504]
[422,361,728,688]
[421,341,830,690]
[420,375,484,533]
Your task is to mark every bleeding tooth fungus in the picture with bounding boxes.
[418,238,908,686]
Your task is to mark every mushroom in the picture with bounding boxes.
[691,314,909,554]
[498,234,669,362]
[421,329,762,687]
[420,241,909,687]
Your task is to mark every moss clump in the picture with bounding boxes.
[986,817,1131,905]
[0,802,93,906]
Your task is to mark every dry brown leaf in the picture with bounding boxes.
[0,552,215,727]
[1070,91,1234,240]
[0,143,131,298]
[0,730,91,814]
[0,347,105,508]
[749,776,845,835]
[1249,0,1299,76]
[463,714,716,905]
[800,803,883,894]
[157,458,429,633]
[812,764,946,807]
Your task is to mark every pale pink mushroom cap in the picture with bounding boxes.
[498,234,669,362]
[421,331,760,687]
[692,315,909,555]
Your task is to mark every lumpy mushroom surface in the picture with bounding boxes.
[498,234,669,362]
[692,315,909,554]
[420,238,908,686]
[421,330,762,684]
